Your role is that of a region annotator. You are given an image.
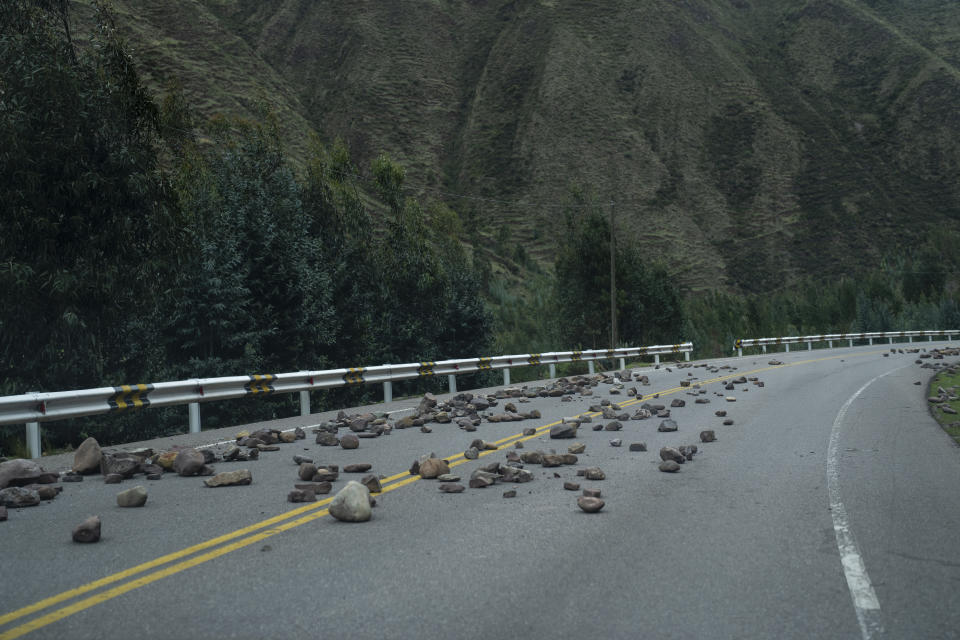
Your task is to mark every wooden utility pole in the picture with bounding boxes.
[609,200,617,350]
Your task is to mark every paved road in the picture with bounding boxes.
[2,344,960,639]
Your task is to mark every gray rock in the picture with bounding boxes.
[659,460,681,472]
[292,455,313,465]
[360,474,382,493]
[563,481,580,491]
[340,434,360,449]
[584,468,606,481]
[439,483,465,493]
[116,486,148,508]
[103,473,124,484]
[657,419,678,432]
[0,486,40,507]
[604,421,622,431]
[316,432,339,446]
[610,438,622,447]
[629,442,647,452]
[577,496,605,513]
[61,472,83,483]
[671,399,686,408]
[463,447,479,460]
[469,469,499,488]
[583,488,602,498]
[288,489,317,503]
[344,463,373,473]
[173,449,205,477]
[502,489,518,498]
[659,447,685,463]
[700,430,717,443]
[436,474,460,483]
[550,424,577,439]
[329,481,372,522]
[72,437,103,474]
[24,483,60,500]
[568,443,586,454]
[298,463,318,481]
[72,515,101,543]
[204,469,252,487]
[499,466,534,483]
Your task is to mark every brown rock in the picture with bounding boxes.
[298,463,318,481]
[439,483,465,493]
[563,481,581,491]
[659,460,681,472]
[502,489,517,498]
[584,468,606,481]
[340,434,360,449]
[568,443,586,454]
[577,496,605,513]
[344,463,373,473]
[360,474,382,493]
[629,442,647,452]
[288,489,316,503]
[418,457,450,479]
[582,488,602,498]
[204,469,252,487]
[103,473,123,484]
[173,449,205,477]
[700,430,717,443]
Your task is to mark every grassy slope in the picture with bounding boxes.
[70,0,960,295]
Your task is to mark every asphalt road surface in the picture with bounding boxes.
[3,343,960,640]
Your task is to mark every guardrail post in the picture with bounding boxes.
[549,363,556,379]
[299,391,310,415]
[655,354,660,365]
[807,341,811,351]
[26,421,40,458]
[737,348,742,357]
[762,345,767,353]
[848,339,853,347]
[785,343,790,353]
[828,340,833,348]
[448,374,457,394]
[909,335,913,343]
[588,361,595,375]
[188,402,201,434]
[503,369,511,386]
[684,351,690,361]
[383,381,392,403]
[869,338,873,345]
[928,335,933,342]
[888,337,893,344]
[619,357,626,370]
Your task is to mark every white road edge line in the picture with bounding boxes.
[827,364,909,639]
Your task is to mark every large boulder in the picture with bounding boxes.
[0,459,56,489]
[72,437,103,474]
[329,481,372,522]
[418,458,450,479]
[0,486,40,507]
[204,469,252,487]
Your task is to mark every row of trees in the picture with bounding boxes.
[2,1,958,453]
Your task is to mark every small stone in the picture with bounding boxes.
[583,468,606,481]
[316,432,339,446]
[293,455,313,465]
[436,474,460,482]
[146,473,162,480]
[658,419,678,432]
[340,434,360,449]
[360,474,382,493]
[298,463,318,481]
[312,469,339,482]
[61,472,83,483]
[725,396,737,402]
[583,488,602,498]
[659,460,681,472]
[541,454,564,467]
[464,447,479,460]
[116,486,148,508]
[294,427,306,439]
[72,515,101,543]
[502,490,517,498]
[104,473,123,484]
[204,469,252,487]
[715,410,727,417]
[609,439,622,447]
[420,426,433,433]
[563,481,580,491]
[604,421,622,431]
[550,424,577,439]
[288,489,316,503]
[723,419,734,425]
[279,431,297,444]
[469,469,499,488]
[522,427,536,436]
[329,481,372,522]
[700,430,717,443]
[577,496,605,513]
[629,442,647,452]
[568,443,586,454]
[418,458,450,479]
[671,399,685,408]
[659,447,684,463]
[344,463,373,473]
[439,483,465,493]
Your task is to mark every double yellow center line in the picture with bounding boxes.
[0,352,872,639]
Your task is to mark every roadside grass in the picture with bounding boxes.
[928,369,960,444]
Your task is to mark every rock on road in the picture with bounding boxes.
[2,344,960,640]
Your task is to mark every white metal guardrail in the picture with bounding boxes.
[2,342,693,457]
[734,330,957,357]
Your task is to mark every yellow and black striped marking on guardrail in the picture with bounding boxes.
[671,344,681,353]
[244,375,276,395]
[735,339,743,348]
[527,354,541,365]
[418,362,435,376]
[342,368,365,385]
[571,351,582,361]
[605,350,615,359]
[477,357,492,370]
[108,384,153,411]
